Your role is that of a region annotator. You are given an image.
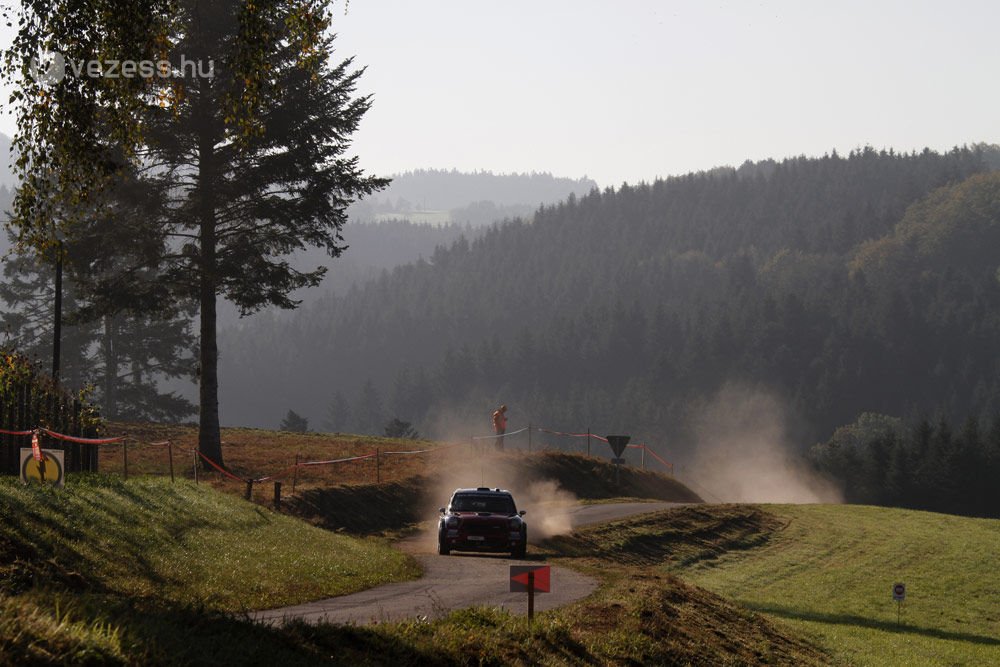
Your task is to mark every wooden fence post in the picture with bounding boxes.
[245,479,253,501]
[168,441,175,483]
[274,481,282,510]
[123,440,129,480]
[193,450,199,484]
[292,453,300,493]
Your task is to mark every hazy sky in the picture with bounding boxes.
[1,0,998,187]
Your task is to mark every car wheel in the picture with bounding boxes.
[438,535,450,556]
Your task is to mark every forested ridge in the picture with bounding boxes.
[220,146,1000,460]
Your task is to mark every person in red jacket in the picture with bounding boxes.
[492,405,508,451]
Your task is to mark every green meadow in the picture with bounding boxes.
[671,504,1000,666]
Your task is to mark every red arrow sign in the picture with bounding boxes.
[510,565,551,593]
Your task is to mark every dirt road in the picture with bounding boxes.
[253,501,681,626]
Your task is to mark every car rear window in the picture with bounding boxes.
[451,495,516,514]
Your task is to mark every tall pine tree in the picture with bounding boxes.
[4,1,385,464]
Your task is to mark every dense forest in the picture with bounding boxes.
[5,143,1000,515]
[811,412,1000,518]
[219,147,1000,463]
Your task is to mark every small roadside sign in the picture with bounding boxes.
[510,565,551,593]
[511,565,550,627]
[892,582,906,625]
[20,448,65,488]
[606,435,630,458]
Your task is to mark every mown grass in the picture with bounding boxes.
[667,504,1000,666]
[0,473,420,664]
[0,474,418,610]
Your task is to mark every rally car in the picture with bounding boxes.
[437,487,527,558]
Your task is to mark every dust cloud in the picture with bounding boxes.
[688,384,842,504]
[417,436,579,545]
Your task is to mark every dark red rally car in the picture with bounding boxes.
[437,487,527,558]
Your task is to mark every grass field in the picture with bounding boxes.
[97,422,450,501]
[8,423,997,665]
[0,474,419,610]
[666,504,1000,666]
[2,432,718,665]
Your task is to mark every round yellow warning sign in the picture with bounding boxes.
[20,449,65,487]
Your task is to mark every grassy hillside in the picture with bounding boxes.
[2,429,819,666]
[0,474,418,663]
[288,450,702,534]
[12,425,993,664]
[601,504,1000,666]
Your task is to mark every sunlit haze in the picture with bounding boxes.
[1,0,998,185]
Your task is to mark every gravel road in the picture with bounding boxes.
[252,501,682,626]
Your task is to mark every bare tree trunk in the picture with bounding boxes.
[102,315,116,420]
[196,84,223,467]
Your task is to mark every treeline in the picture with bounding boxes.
[0,230,197,422]
[219,145,1000,452]
[811,413,1000,518]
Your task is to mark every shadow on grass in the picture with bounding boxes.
[747,601,1000,646]
[113,602,453,666]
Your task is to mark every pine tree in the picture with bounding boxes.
[0,242,96,389]
[4,1,385,466]
[354,380,383,435]
[279,410,309,433]
[384,417,419,439]
[322,391,352,433]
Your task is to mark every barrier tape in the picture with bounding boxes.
[472,426,529,440]
[1,426,128,445]
[536,427,589,438]
[639,445,673,472]
[295,452,377,468]
[536,427,609,443]
[195,449,248,483]
[0,428,34,436]
[382,441,466,455]
[534,427,672,470]
[253,464,301,484]
[40,428,125,445]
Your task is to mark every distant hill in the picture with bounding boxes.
[217,145,1000,456]
[349,168,598,226]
